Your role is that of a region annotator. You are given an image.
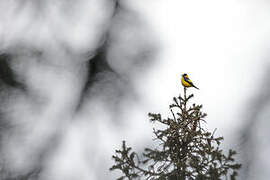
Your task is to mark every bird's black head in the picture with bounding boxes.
[182,73,187,76]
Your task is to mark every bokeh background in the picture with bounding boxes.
[0,0,269,179]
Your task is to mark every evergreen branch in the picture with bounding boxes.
[110,88,241,179]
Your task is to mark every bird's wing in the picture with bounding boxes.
[184,76,194,86]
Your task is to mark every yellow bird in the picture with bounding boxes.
[181,73,199,89]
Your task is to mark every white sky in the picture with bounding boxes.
[108,1,270,179]
[129,0,270,140]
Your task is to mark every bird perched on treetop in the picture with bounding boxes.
[181,73,199,89]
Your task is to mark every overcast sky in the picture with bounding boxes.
[0,0,270,180]
[118,0,270,179]
[134,0,270,133]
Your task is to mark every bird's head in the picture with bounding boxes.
[182,73,187,77]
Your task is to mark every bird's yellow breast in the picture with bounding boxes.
[181,76,192,87]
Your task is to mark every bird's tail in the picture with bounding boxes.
[193,85,199,90]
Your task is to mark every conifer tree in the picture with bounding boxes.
[110,88,241,180]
